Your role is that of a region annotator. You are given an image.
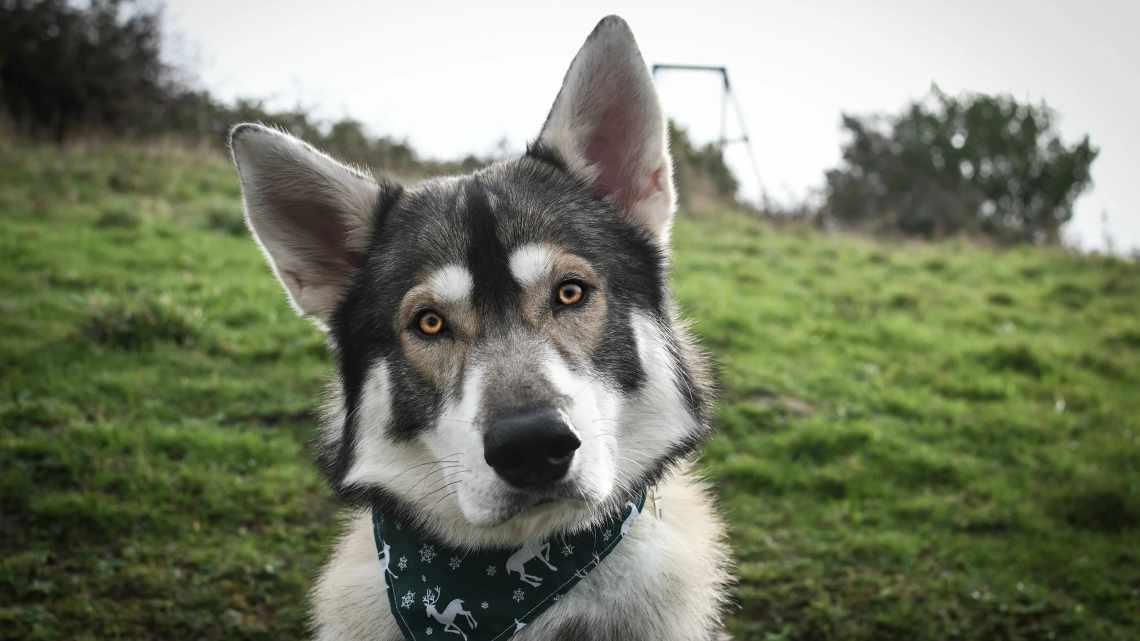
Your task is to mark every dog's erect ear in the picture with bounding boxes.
[229,124,397,325]
[535,15,676,241]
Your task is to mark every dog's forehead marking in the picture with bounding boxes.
[427,264,474,303]
[508,243,555,287]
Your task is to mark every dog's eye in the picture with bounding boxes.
[415,310,446,336]
[555,281,585,306]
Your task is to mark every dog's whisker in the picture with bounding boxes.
[414,479,466,503]
[383,452,467,485]
[402,464,460,491]
[388,458,459,477]
[428,489,460,512]
[392,461,462,480]
[419,479,463,506]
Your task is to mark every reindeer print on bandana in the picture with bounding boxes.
[373,493,646,641]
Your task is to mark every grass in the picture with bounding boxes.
[1,140,1138,641]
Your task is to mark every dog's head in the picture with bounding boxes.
[230,16,711,546]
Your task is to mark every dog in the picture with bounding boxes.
[229,15,731,641]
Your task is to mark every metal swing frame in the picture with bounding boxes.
[652,64,765,207]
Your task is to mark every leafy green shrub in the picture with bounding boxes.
[668,120,739,210]
[1,0,166,141]
[823,87,1098,244]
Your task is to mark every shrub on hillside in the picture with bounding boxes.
[0,0,166,141]
[669,121,739,211]
[822,87,1098,244]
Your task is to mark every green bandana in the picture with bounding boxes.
[372,492,646,641]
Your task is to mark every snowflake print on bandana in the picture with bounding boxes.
[374,492,646,641]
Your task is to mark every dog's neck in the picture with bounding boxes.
[371,491,646,641]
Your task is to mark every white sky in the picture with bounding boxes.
[166,0,1140,252]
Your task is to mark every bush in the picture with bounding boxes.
[822,87,1098,244]
[0,0,167,141]
[669,120,739,209]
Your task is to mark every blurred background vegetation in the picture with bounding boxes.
[1,2,1136,641]
[0,0,1102,244]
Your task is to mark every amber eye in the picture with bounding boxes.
[416,310,446,336]
[556,281,585,306]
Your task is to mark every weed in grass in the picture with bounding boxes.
[1047,282,1095,309]
[81,296,199,349]
[980,344,1047,378]
[987,291,1016,306]
[924,257,949,272]
[95,205,141,229]
[1101,270,1139,296]
[1052,483,1140,533]
[1106,328,1140,350]
[885,291,919,310]
[1076,353,1129,381]
[783,424,872,465]
[204,201,248,236]
[107,172,135,194]
[936,378,1010,402]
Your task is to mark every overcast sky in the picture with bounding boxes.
[166,0,1139,252]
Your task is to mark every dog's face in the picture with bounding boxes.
[230,16,710,546]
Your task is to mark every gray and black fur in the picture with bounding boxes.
[229,15,731,641]
[317,153,708,507]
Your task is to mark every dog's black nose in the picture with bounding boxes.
[484,407,581,488]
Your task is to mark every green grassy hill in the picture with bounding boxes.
[2,141,1138,641]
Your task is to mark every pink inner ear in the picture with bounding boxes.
[584,104,648,213]
[647,165,666,197]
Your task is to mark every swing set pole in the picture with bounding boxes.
[651,63,766,210]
